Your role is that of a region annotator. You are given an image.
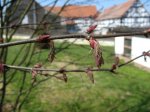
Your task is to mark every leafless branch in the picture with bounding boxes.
[2,50,149,73]
[0,31,150,48]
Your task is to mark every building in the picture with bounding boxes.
[45,5,98,33]
[96,0,150,34]
[95,0,150,68]
[115,34,150,68]
[6,0,60,35]
[7,0,45,27]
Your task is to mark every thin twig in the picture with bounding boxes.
[0,50,149,77]
[0,31,149,48]
[0,38,36,47]
[119,50,150,67]
[4,64,111,73]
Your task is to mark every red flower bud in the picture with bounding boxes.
[143,51,150,62]
[85,68,94,83]
[111,64,117,71]
[31,63,42,82]
[115,57,119,65]
[89,37,97,49]
[48,40,55,63]
[36,35,50,42]
[55,69,68,83]
[87,25,97,34]
[111,57,120,71]
[88,37,104,68]
[143,51,150,57]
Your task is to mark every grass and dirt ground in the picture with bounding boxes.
[4,41,150,112]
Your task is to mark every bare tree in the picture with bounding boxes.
[0,0,72,111]
[0,0,150,112]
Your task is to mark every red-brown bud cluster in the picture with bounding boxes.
[31,63,42,82]
[85,68,94,83]
[36,35,50,42]
[143,51,150,56]
[111,57,120,71]
[86,25,97,34]
[55,69,68,83]
[89,37,97,49]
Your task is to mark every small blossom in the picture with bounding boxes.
[55,69,68,83]
[111,64,117,71]
[31,63,42,82]
[114,57,119,65]
[85,68,94,83]
[86,24,97,34]
[89,37,104,68]
[143,51,150,57]
[36,35,50,42]
[89,37,97,49]
[111,57,120,71]
[143,51,150,62]
[48,40,55,63]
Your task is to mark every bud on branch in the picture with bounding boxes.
[111,57,120,72]
[36,35,50,42]
[48,39,55,63]
[143,51,150,62]
[31,63,42,83]
[89,36,104,68]
[55,69,68,83]
[85,67,94,83]
[86,25,97,34]
[143,51,150,57]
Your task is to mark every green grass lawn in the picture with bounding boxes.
[4,41,150,112]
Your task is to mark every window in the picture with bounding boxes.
[66,25,80,33]
[124,37,132,57]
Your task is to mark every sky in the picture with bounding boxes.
[36,0,150,11]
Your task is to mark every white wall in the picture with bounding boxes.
[115,36,150,68]
[61,18,66,25]
[22,15,28,24]
[63,18,95,33]
[75,18,94,33]
[131,36,150,68]
[115,37,124,55]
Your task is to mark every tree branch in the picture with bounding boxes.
[0,31,150,48]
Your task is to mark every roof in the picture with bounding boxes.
[96,0,137,20]
[45,5,97,18]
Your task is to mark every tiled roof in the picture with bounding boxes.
[96,0,137,20]
[45,5,97,18]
